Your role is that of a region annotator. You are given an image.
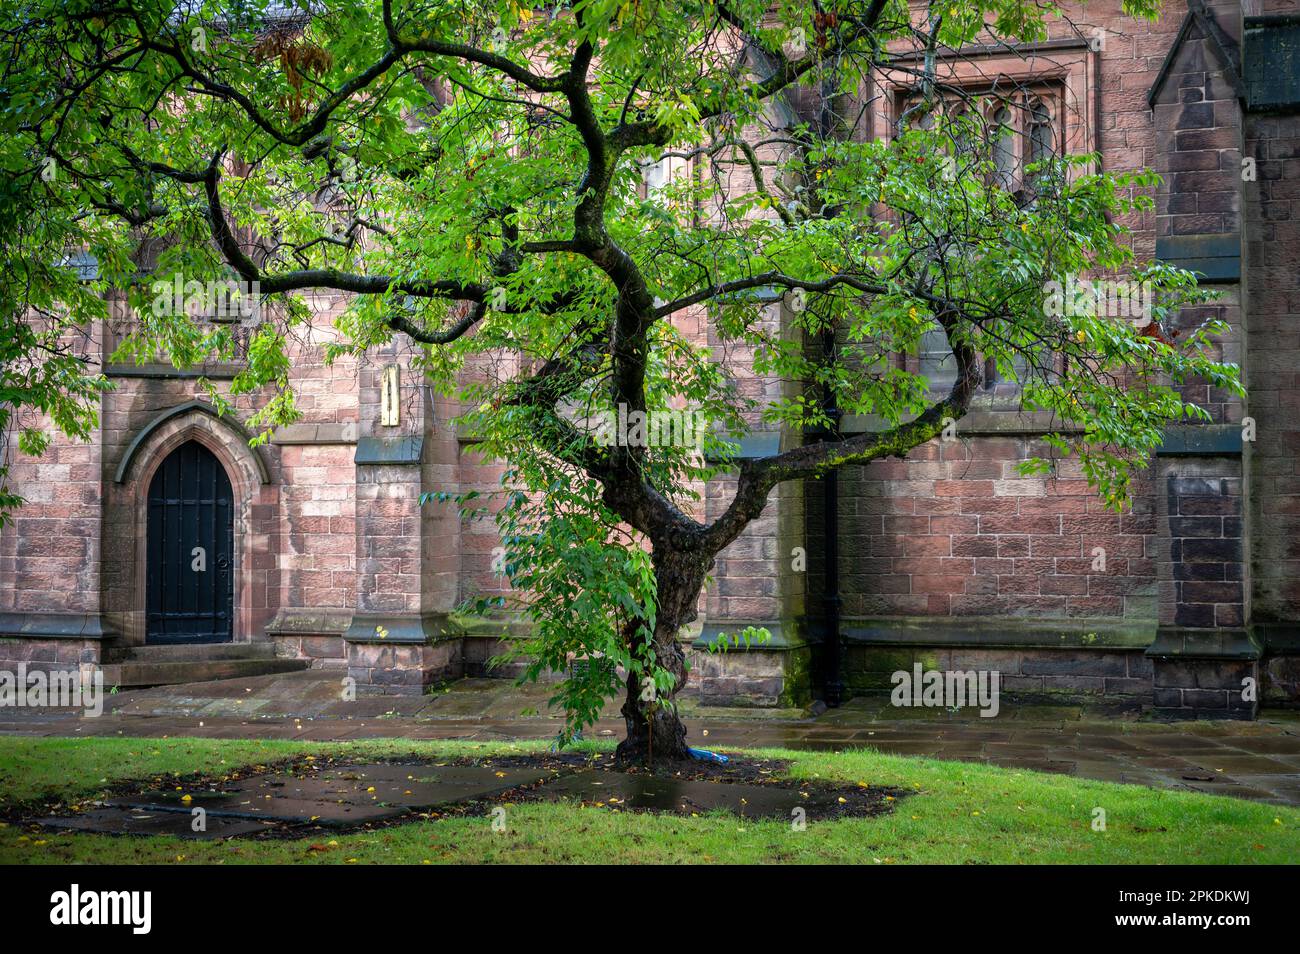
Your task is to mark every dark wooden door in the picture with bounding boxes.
[146,441,234,643]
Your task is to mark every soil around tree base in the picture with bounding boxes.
[19,751,906,839]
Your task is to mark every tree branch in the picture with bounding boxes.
[702,317,982,553]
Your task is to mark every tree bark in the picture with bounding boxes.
[614,547,710,765]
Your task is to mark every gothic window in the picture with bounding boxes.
[894,84,1063,394]
[918,324,958,392]
[990,103,1017,189]
[898,86,1062,194]
[1026,95,1056,168]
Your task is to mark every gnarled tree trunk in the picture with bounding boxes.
[614,547,711,765]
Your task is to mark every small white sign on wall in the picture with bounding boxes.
[380,365,400,427]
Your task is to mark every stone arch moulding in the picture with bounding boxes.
[114,399,270,486]
[111,400,276,647]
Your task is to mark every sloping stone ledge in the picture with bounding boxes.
[1145,627,1261,660]
[822,616,1155,650]
[343,613,453,645]
[0,612,117,640]
[264,609,352,637]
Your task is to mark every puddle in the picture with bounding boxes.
[42,809,278,840]
[532,769,871,819]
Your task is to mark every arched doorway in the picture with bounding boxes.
[146,441,234,643]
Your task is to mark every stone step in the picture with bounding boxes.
[104,642,279,663]
[99,657,309,689]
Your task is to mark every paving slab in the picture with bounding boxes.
[1179,754,1297,775]
[1060,734,1145,753]
[1175,781,1281,802]
[982,744,1055,760]
[985,758,1076,774]
[1065,761,1134,783]
[929,741,991,758]
[1224,736,1300,755]
[1236,775,1300,803]
[941,734,1014,746]
[1133,737,1235,753]
[857,740,946,756]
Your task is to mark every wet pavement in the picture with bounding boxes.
[4,670,1300,806]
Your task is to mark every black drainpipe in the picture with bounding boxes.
[813,66,848,708]
[820,327,844,707]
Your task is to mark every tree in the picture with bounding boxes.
[0,155,105,520]
[1,0,1243,762]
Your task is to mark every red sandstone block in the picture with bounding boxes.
[1215,603,1245,627]
[724,559,782,577]
[980,514,1060,534]
[997,536,1030,557]
[1067,597,1124,617]
[928,515,978,535]
[975,439,1022,460]
[292,517,330,534]
[906,443,941,461]
[870,461,909,480]
[902,461,950,481]
[938,440,973,462]
[1019,496,1088,515]
[872,575,912,594]
[861,496,918,515]
[953,461,1004,479]
[914,497,961,515]
[935,480,994,496]
[1030,536,1081,557]
[1007,596,1070,615]
[300,587,349,607]
[719,577,776,597]
[936,557,975,574]
[1121,514,1157,534]
[1055,557,1122,576]
[307,534,354,555]
[1062,514,1120,534]
[995,573,1039,595]
[883,515,930,534]
[719,597,779,619]
[950,595,1010,616]
[963,498,1017,515]
[251,551,278,570]
[870,536,907,557]
[902,535,952,557]
[1083,534,1146,558]
[926,595,950,614]
[1180,580,1243,603]
[1040,575,1089,596]
[1128,558,1157,578]
[1088,574,1152,596]
[964,569,1000,596]
[952,535,999,557]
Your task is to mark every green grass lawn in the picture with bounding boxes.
[0,735,1295,864]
